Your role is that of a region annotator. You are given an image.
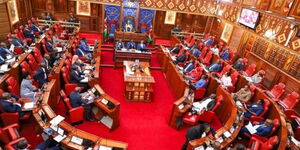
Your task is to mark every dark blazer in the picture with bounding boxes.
[126,42,136,49]
[33,67,48,85]
[23,28,34,39]
[10,38,24,47]
[185,124,216,141]
[0,55,5,65]
[46,42,54,52]
[0,100,24,117]
[0,47,12,58]
[41,58,51,72]
[232,61,244,71]
[69,91,86,108]
[70,70,84,84]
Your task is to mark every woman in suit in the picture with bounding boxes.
[20,73,41,102]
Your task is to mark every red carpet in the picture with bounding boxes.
[155,39,171,46]
[19,35,187,150]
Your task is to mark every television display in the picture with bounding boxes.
[238,8,260,29]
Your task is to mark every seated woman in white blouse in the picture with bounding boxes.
[220,72,232,89]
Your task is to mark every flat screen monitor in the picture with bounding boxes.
[238,8,260,29]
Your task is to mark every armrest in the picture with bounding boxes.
[5,137,31,150]
[3,123,19,131]
[249,116,264,123]
[69,106,85,115]
[252,134,268,142]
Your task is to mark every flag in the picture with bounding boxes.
[103,17,108,41]
[147,25,153,44]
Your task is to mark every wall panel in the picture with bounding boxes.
[0,4,11,41]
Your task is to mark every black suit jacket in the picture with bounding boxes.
[185,124,216,141]
[70,70,83,84]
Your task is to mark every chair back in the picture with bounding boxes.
[219,65,231,76]
[20,61,33,75]
[212,95,223,111]
[259,99,270,117]
[260,136,279,150]
[33,48,43,64]
[245,64,256,76]
[64,98,73,110]
[0,128,10,144]
[270,83,285,99]
[231,71,239,85]
[269,119,280,136]
[280,92,299,109]
[27,54,38,71]
[6,77,20,97]
[41,39,50,54]
[194,88,206,100]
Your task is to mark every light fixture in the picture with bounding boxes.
[264,29,276,40]
[286,17,295,20]
[217,19,221,22]
[217,10,224,16]
[265,11,272,13]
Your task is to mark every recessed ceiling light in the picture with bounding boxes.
[265,11,272,13]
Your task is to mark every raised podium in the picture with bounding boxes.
[123,61,155,102]
[115,31,147,43]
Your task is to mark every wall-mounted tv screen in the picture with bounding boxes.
[238,8,260,29]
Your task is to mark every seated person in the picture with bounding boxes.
[232,58,245,71]
[208,61,222,72]
[76,46,92,60]
[15,138,60,150]
[0,42,13,59]
[182,123,217,150]
[210,42,224,55]
[0,92,25,117]
[189,75,208,89]
[70,87,93,121]
[68,13,78,23]
[190,46,201,58]
[175,50,188,64]
[30,21,44,35]
[46,38,54,53]
[243,99,264,118]
[240,119,273,137]
[233,85,252,103]
[124,20,133,32]
[184,67,203,82]
[249,71,264,84]
[220,72,232,88]
[203,36,214,46]
[23,25,35,42]
[41,54,52,73]
[44,12,54,21]
[137,40,147,52]
[220,47,230,61]
[115,39,125,50]
[79,38,93,54]
[189,94,216,115]
[170,44,181,54]
[20,73,41,102]
[33,62,49,87]
[9,34,26,49]
[70,65,88,90]
[172,24,182,32]
[183,60,195,73]
[126,40,136,49]
[204,141,221,150]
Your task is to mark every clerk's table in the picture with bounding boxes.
[123,61,155,102]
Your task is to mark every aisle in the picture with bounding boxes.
[75,46,188,150]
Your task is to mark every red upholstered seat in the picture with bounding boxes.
[277,92,299,110]
[216,65,231,77]
[6,77,20,97]
[5,137,31,150]
[27,54,39,71]
[245,119,279,139]
[0,112,31,127]
[266,83,285,100]
[227,71,239,93]
[226,51,235,64]
[33,48,43,64]
[200,46,208,59]
[212,95,223,111]
[194,88,206,100]
[242,64,256,77]
[0,123,20,144]
[60,90,84,124]
[14,27,32,45]
[247,135,278,150]
[41,39,50,54]
[200,51,213,65]
[20,61,33,76]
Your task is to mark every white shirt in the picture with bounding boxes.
[220,75,232,87]
[192,98,213,114]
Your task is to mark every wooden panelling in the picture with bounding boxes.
[54,0,68,12]
[0,3,10,41]
[228,27,244,52]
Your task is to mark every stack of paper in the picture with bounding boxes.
[0,64,9,72]
[50,115,65,125]
[223,131,232,138]
[80,77,89,83]
[23,102,35,110]
[245,122,258,134]
[101,99,109,105]
[99,146,112,150]
[71,136,83,145]
[54,134,67,142]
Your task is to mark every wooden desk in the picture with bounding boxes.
[123,61,155,102]
[0,74,10,91]
[114,49,152,68]
[88,56,100,87]
[33,80,128,150]
[48,54,67,95]
[115,31,147,42]
[93,84,120,130]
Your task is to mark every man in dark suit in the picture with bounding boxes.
[70,66,88,90]
[46,39,54,53]
[41,54,52,72]
[126,40,136,49]
[33,62,48,87]
[137,40,147,52]
[115,39,124,50]
[208,60,222,72]
[232,58,245,71]
[240,119,273,137]
[0,92,25,117]
[244,99,264,118]
[23,25,35,42]
[9,34,25,49]
[69,87,93,121]
[0,42,13,59]
[181,123,217,150]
